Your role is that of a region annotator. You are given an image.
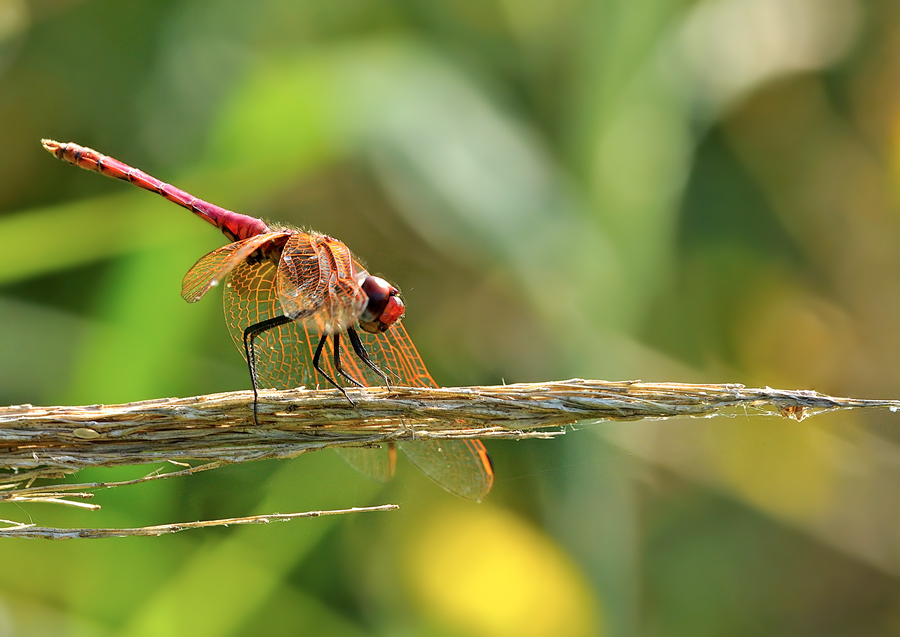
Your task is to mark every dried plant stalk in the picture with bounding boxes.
[3,378,896,480]
[1,379,897,537]
[0,505,400,540]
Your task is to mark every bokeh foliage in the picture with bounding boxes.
[2,0,900,635]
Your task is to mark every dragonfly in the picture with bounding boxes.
[42,139,494,501]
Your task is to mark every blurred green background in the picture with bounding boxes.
[2,0,900,635]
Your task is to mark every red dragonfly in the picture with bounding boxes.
[42,139,494,501]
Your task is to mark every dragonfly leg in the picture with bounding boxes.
[346,327,393,389]
[332,333,364,388]
[312,335,356,405]
[243,314,295,425]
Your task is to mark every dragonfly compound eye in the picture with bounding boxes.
[359,276,405,333]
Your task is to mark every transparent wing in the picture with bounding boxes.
[354,326,494,502]
[400,439,494,502]
[276,233,367,333]
[333,445,396,484]
[182,231,289,303]
[224,260,397,481]
[275,232,327,317]
[223,258,318,390]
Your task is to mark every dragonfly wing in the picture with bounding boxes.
[399,439,494,502]
[277,233,367,333]
[356,324,495,500]
[224,259,370,393]
[223,258,319,389]
[225,262,399,483]
[334,444,397,484]
[182,231,290,303]
[270,317,393,484]
[275,232,326,317]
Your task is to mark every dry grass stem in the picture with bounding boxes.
[3,379,897,482]
[0,504,400,539]
[1,378,897,535]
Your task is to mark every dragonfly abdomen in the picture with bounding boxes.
[41,139,270,242]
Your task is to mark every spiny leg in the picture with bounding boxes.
[312,334,355,405]
[346,328,393,388]
[332,333,364,388]
[243,314,298,425]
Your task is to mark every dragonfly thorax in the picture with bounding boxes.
[359,276,405,334]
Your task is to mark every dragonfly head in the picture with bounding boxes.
[359,276,405,334]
